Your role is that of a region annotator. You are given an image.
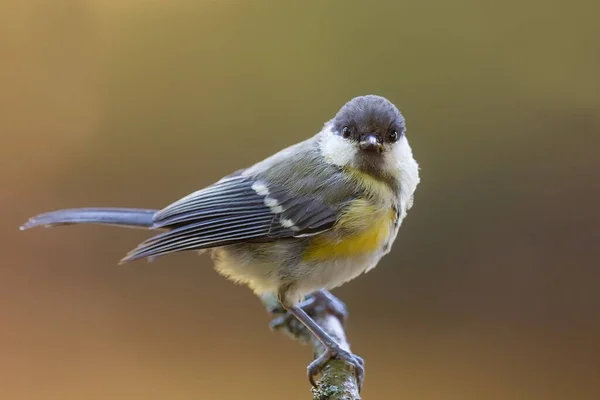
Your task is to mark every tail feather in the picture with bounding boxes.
[20,208,159,230]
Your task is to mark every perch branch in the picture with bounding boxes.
[262,291,362,400]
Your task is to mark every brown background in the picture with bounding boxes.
[1,1,599,399]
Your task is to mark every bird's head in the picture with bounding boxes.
[320,95,416,183]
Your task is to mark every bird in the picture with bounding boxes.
[20,94,420,391]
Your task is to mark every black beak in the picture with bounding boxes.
[359,133,383,152]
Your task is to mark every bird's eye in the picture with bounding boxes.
[388,130,399,142]
[342,126,351,138]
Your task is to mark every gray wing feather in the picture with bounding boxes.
[121,174,341,262]
[154,176,253,220]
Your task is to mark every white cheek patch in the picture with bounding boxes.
[389,137,420,210]
[319,126,356,167]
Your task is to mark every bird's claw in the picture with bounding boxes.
[307,346,365,391]
[268,290,363,390]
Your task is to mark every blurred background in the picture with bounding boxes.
[1,1,599,399]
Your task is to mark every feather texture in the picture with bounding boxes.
[121,174,341,262]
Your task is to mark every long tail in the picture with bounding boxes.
[20,208,159,230]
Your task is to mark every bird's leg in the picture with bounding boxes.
[276,289,364,391]
[269,289,348,330]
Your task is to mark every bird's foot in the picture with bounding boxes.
[269,290,348,332]
[308,344,365,391]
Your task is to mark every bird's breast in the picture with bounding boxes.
[302,201,396,261]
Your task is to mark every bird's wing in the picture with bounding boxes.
[121,173,341,262]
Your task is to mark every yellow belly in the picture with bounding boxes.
[303,201,395,261]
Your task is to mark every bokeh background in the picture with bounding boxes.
[2,1,599,399]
